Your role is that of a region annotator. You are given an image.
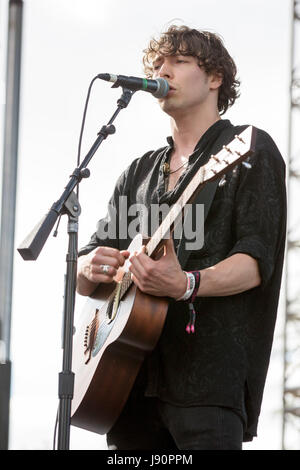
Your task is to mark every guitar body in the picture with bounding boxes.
[71,235,169,435]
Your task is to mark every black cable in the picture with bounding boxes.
[76,75,100,197]
[53,407,59,450]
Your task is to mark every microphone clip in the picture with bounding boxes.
[117,88,136,109]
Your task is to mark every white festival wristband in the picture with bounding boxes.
[176,271,195,301]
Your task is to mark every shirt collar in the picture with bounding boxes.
[166,119,232,153]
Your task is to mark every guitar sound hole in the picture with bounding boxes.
[106,296,114,322]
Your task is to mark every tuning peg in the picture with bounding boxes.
[235,134,245,143]
[223,145,233,153]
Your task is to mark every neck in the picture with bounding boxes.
[170,107,221,155]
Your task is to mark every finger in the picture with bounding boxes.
[164,237,175,250]
[120,250,130,262]
[130,249,153,272]
[129,252,146,279]
[130,272,149,294]
[92,255,119,270]
[94,246,120,257]
[159,238,168,256]
[163,238,177,258]
[130,272,140,289]
[115,249,130,266]
[83,265,116,284]
[92,263,117,277]
[94,246,129,266]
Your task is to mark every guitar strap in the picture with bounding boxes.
[176,123,238,269]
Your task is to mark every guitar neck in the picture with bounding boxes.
[145,126,256,258]
[145,169,204,258]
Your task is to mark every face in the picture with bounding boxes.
[152,54,221,117]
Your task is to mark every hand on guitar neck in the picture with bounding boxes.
[129,238,186,299]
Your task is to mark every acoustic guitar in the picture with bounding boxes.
[71,126,256,434]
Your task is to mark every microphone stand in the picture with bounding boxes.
[17,87,135,450]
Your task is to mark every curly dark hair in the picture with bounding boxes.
[143,25,240,115]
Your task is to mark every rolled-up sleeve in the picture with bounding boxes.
[227,131,286,288]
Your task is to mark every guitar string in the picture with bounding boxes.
[86,138,248,337]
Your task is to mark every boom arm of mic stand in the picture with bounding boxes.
[17,87,135,261]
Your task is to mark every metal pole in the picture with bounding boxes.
[282,0,300,450]
[0,0,23,450]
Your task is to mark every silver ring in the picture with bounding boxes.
[100,264,110,273]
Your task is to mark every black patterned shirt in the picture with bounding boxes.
[78,119,286,441]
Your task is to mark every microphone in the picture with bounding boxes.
[97,73,169,98]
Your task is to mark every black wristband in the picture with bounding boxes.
[188,270,201,302]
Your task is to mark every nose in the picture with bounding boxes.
[155,59,173,79]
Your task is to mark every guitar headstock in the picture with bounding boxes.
[204,126,257,182]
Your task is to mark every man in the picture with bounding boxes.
[76,26,286,450]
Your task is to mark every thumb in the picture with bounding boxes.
[163,237,176,255]
[120,250,130,258]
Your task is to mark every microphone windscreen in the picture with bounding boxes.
[153,78,169,98]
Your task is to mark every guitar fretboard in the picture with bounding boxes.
[122,126,254,294]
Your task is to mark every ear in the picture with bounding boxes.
[209,73,223,90]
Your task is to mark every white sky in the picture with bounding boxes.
[0,0,296,450]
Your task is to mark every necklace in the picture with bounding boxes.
[162,160,189,175]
